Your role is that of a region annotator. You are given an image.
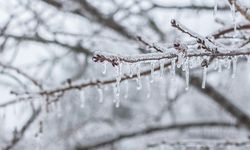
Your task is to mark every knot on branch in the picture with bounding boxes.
[92,54,106,62]
[173,40,187,54]
[92,53,119,66]
[197,38,204,44]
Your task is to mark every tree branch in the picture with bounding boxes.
[75,121,237,150]
[2,107,41,150]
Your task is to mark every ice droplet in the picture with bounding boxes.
[202,67,207,89]
[97,87,104,103]
[213,0,218,17]
[184,58,190,90]
[102,62,107,75]
[136,63,142,90]
[115,98,120,108]
[232,56,237,78]
[150,61,155,83]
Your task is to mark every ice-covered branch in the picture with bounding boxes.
[93,50,250,66]
[171,19,217,52]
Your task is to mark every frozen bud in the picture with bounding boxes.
[171,19,176,26]
[173,39,187,54]
[201,59,208,68]
[197,38,204,44]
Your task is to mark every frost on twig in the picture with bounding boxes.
[92,50,250,66]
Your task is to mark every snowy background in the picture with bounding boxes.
[0,0,250,150]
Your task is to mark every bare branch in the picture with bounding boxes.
[151,4,229,11]
[3,107,41,150]
[228,0,250,22]
[148,139,250,149]
[136,36,163,53]
[75,121,237,150]
[0,62,43,89]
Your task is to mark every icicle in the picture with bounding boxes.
[116,63,122,82]
[232,56,237,78]
[247,56,250,64]
[185,58,190,91]
[115,81,120,97]
[56,102,62,118]
[171,58,176,80]
[160,59,165,78]
[218,59,222,73]
[224,57,231,70]
[113,85,117,103]
[102,61,107,75]
[124,80,129,99]
[202,67,207,89]
[213,0,218,17]
[214,58,219,70]
[113,83,120,108]
[136,63,142,90]
[115,98,120,108]
[150,61,155,83]
[129,64,134,78]
[114,64,122,104]
[115,64,122,96]
[177,53,185,68]
[231,1,237,34]
[97,87,104,103]
[80,90,85,108]
[146,77,151,99]
[189,57,195,69]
